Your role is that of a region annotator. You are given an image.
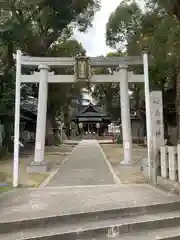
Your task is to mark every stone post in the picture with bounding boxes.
[160,146,168,178]
[27,64,49,173]
[143,53,152,180]
[178,145,180,182]
[119,64,132,164]
[168,146,177,181]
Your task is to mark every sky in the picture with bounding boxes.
[74,0,122,104]
[74,0,144,103]
[74,0,121,57]
[74,0,144,57]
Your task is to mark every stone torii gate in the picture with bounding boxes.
[13,50,152,187]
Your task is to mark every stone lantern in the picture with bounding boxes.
[78,122,83,129]
[96,122,100,136]
[78,122,83,137]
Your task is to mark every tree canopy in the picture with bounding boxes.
[104,0,180,140]
[106,1,179,97]
[0,0,100,149]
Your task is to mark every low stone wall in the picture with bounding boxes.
[157,145,180,194]
[158,146,180,181]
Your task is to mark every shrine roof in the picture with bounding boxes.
[74,102,110,118]
[78,111,108,118]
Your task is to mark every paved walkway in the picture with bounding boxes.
[0,184,178,222]
[48,140,115,186]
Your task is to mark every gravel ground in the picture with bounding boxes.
[101,144,148,184]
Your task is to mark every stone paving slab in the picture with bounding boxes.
[48,140,115,186]
[0,184,179,222]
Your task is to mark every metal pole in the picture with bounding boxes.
[13,50,22,187]
[143,53,152,180]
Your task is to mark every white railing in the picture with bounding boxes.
[159,145,180,182]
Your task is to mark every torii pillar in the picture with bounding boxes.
[27,64,49,173]
[119,64,132,164]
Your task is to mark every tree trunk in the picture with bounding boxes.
[2,118,13,153]
[46,107,60,145]
[63,105,71,138]
[163,106,169,142]
[176,72,180,143]
[26,31,60,56]
[164,119,169,140]
[46,117,55,145]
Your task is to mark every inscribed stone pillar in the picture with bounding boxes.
[150,91,164,149]
[119,65,132,164]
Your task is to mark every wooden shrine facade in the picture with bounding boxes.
[71,103,111,135]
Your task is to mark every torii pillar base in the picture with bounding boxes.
[26,161,48,173]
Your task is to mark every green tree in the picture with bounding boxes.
[0,0,100,55]
[46,39,86,143]
[0,0,100,150]
[106,0,180,141]
[92,52,125,120]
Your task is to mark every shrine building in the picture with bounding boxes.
[71,102,111,135]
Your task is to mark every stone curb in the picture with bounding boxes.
[156,235,180,240]
[98,144,122,185]
[157,176,180,196]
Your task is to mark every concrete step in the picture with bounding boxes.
[1,200,180,234]
[82,226,180,239]
[1,209,180,239]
